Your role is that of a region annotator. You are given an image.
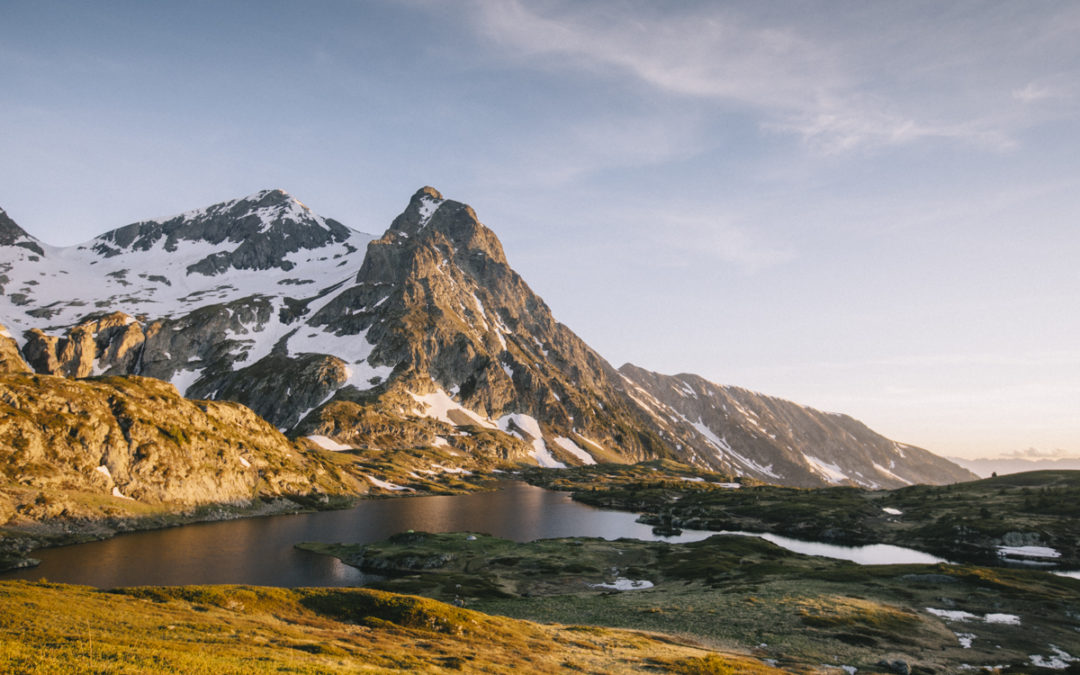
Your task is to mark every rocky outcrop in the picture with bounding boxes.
[304,187,671,465]
[21,312,143,377]
[0,374,349,515]
[0,325,31,374]
[0,208,43,257]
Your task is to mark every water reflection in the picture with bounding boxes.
[13,482,1057,588]
[719,530,951,565]
[1,482,712,588]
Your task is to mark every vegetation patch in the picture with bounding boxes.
[0,580,754,674]
[303,530,1080,674]
[525,464,1080,570]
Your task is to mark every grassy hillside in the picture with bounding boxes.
[0,581,781,674]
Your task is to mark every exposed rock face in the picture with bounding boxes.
[92,188,353,274]
[0,208,43,257]
[305,187,671,466]
[0,325,32,374]
[0,373,348,520]
[0,189,975,486]
[617,364,977,488]
[21,312,143,377]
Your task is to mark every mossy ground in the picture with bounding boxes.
[0,580,782,674]
[526,464,1080,569]
[304,531,1080,674]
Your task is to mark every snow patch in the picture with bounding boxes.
[873,461,912,485]
[431,464,472,475]
[997,545,1061,559]
[169,368,203,398]
[882,507,903,516]
[927,608,1021,625]
[95,465,112,480]
[111,487,133,500]
[588,578,654,591]
[410,390,497,429]
[576,434,607,454]
[498,413,565,468]
[238,456,251,468]
[927,608,981,622]
[805,455,849,485]
[416,195,443,226]
[685,415,779,479]
[366,475,412,491]
[307,435,353,451]
[553,436,596,465]
[1030,646,1078,670]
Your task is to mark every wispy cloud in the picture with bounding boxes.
[1011,78,1074,105]
[454,0,1077,154]
[797,351,1080,371]
[647,211,795,272]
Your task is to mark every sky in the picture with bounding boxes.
[1,0,1078,460]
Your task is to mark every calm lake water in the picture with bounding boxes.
[6,482,1051,588]
[1,482,713,588]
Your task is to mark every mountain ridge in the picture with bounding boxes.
[0,187,975,488]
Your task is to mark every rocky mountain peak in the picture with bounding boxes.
[86,189,359,275]
[388,186,446,236]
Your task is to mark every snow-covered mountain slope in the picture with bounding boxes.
[1,190,398,428]
[0,189,974,486]
[617,364,976,488]
[2,190,368,334]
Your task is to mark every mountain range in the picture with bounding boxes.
[0,188,975,503]
[948,456,1080,478]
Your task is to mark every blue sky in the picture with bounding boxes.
[2,0,1078,459]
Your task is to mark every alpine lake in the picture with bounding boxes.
[3,471,1080,673]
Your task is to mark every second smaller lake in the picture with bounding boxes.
[719,530,951,565]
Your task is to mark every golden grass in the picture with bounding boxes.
[0,581,782,674]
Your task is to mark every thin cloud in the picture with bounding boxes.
[784,351,1080,372]
[1011,79,1074,104]
[456,0,1075,154]
[641,210,794,273]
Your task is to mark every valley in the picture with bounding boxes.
[2,188,1075,673]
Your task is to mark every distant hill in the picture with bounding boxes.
[949,456,1080,478]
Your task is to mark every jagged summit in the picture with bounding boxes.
[0,208,43,256]
[88,189,355,273]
